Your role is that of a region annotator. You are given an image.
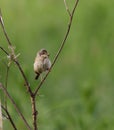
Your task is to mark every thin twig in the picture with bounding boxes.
[0,46,10,109]
[0,9,34,130]
[0,1,79,130]
[34,0,79,96]
[0,9,12,46]
[71,0,79,17]
[0,10,32,95]
[0,83,32,130]
[0,46,9,55]
[1,105,17,130]
[14,60,32,95]
[64,0,71,16]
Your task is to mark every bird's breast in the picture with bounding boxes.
[34,60,44,73]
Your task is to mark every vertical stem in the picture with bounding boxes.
[31,96,38,130]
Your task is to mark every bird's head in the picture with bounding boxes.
[39,49,50,56]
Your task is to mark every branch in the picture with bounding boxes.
[0,9,12,46]
[0,1,79,130]
[0,10,33,96]
[64,0,71,16]
[1,105,17,130]
[0,46,9,55]
[0,9,34,130]
[34,0,79,96]
[0,83,31,130]
[14,60,32,94]
[31,96,37,130]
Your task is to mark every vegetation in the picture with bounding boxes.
[0,0,114,130]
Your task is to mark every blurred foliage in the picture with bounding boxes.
[0,0,114,130]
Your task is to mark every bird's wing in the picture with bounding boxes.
[43,58,51,70]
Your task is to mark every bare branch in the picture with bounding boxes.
[14,60,33,95]
[0,47,32,95]
[0,1,79,129]
[64,0,71,16]
[0,83,32,130]
[31,96,38,130]
[34,0,79,96]
[71,0,79,17]
[0,10,12,46]
[0,46,9,55]
[1,105,17,130]
[0,9,34,129]
[0,9,32,95]
[16,63,32,92]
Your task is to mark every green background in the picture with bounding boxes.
[0,0,114,130]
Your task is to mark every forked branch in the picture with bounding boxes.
[0,1,79,129]
[0,10,32,95]
[34,0,79,96]
[0,83,31,130]
[64,0,71,16]
[0,46,9,55]
[1,105,17,130]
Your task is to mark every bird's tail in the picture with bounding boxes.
[35,73,40,80]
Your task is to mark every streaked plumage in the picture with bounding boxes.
[34,49,51,80]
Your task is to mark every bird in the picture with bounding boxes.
[34,49,51,80]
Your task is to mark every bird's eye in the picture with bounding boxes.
[39,49,47,55]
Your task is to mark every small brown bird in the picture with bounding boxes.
[34,49,51,80]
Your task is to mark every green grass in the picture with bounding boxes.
[0,0,114,130]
